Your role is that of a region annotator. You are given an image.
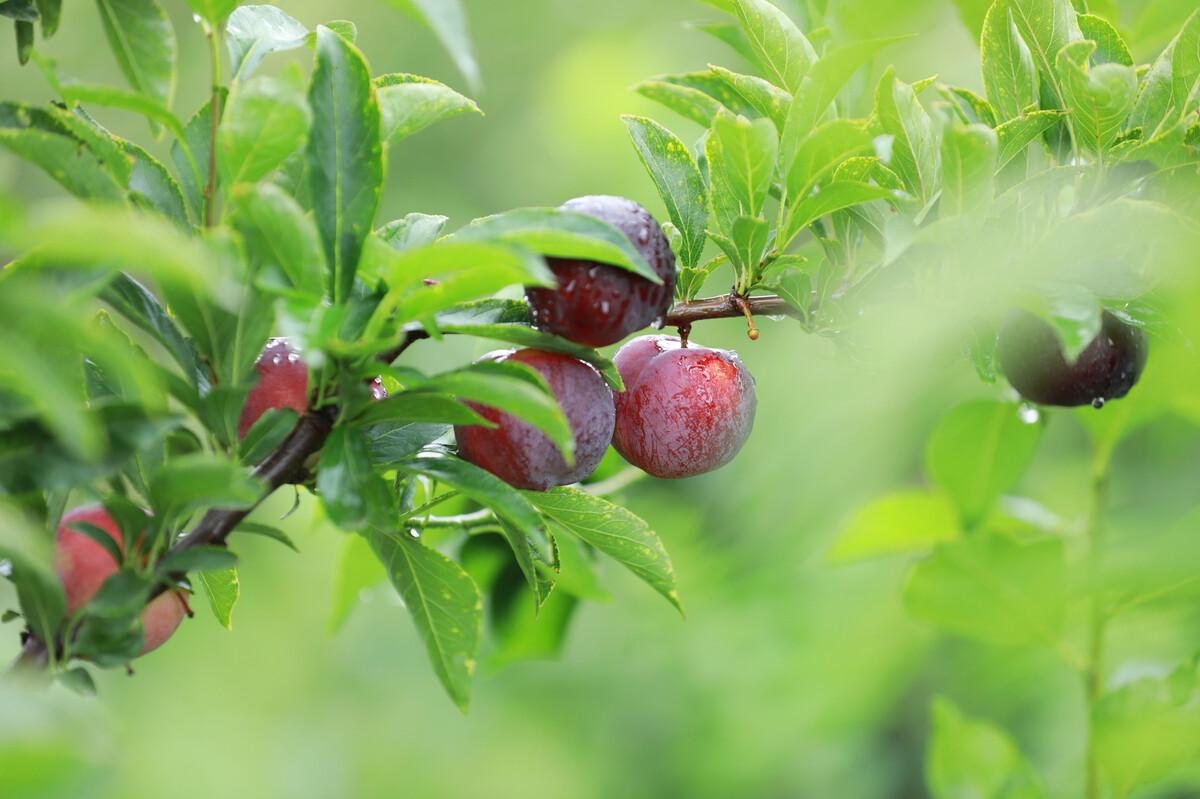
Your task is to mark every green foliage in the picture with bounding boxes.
[3,7,1200,795]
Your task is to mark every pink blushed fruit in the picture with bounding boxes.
[454,349,615,490]
[612,335,756,479]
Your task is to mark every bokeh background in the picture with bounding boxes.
[3,1,1200,797]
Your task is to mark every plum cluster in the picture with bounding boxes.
[231,196,758,495]
[458,195,757,489]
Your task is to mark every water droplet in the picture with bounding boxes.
[766,314,785,322]
[651,316,665,330]
[408,528,421,539]
[600,301,610,314]
[1018,405,1040,424]
[1092,397,1106,409]
[0,559,10,578]
[637,226,651,244]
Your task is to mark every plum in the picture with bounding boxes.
[612,335,756,478]
[55,505,187,655]
[237,338,308,438]
[997,309,1148,408]
[526,195,677,347]
[455,349,615,490]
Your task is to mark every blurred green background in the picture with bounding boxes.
[3,1,1200,797]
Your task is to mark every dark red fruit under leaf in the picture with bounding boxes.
[455,349,615,491]
[997,309,1148,408]
[612,335,757,479]
[237,338,308,439]
[526,195,677,347]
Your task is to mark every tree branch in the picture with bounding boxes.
[9,291,799,672]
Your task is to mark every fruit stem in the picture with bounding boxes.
[731,294,760,341]
[677,321,691,348]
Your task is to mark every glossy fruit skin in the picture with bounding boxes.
[612,335,757,479]
[997,310,1148,407]
[237,338,308,439]
[525,196,677,347]
[55,505,187,655]
[455,349,615,491]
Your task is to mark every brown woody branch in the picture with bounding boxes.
[9,292,796,672]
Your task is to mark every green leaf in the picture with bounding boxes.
[196,567,239,630]
[53,81,185,142]
[157,545,238,576]
[926,697,1045,799]
[436,324,622,392]
[378,212,448,252]
[58,666,97,695]
[395,452,554,605]
[784,36,907,143]
[307,25,383,304]
[1171,10,1200,118]
[994,110,1061,168]
[183,0,238,24]
[925,400,1043,527]
[940,123,998,216]
[365,239,553,332]
[708,65,791,129]
[101,274,206,390]
[0,505,65,659]
[148,453,262,521]
[450,207,659,282]
[704,110,777,238]
[1056,41,1137,152]
[1130,40,1175,137]
[0,1,37,22]
[782,180,894,246]
[830,490,960,563]
[981,0,1038,122]
[234,520,298,552]
[124,140,189,228]
[524,486,683,615]
[357,392,487,427]
[622,115,708,269]
[365,421,449,468]
[317,426,395,530]
[0,123,126,202]
[1007,0,1082,107]
[328,531,386,632]
[219,73,310,187]
[634,78,729,128]
[95,0,176,109]
[734,0,817,92]
[415,362,574,462]
[785,119,872,202]
[227,183,325,300]
[384,0,480,92]
[939,85,999,127]
[1092,659,1200,798]
[226,4,308,80]
[1077,13,1133,66]
[35,0,60,35]
[374,73,480,143]
[87,569,152,619]
[875,67,941,204]
[172,92,222,223]
[904,532,1065,648]
[368,528,482,711]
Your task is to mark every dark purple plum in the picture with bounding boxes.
[526,196,676,347]
[997,309,1148,408]
[612,335,756,479]
[455,349,615,490]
